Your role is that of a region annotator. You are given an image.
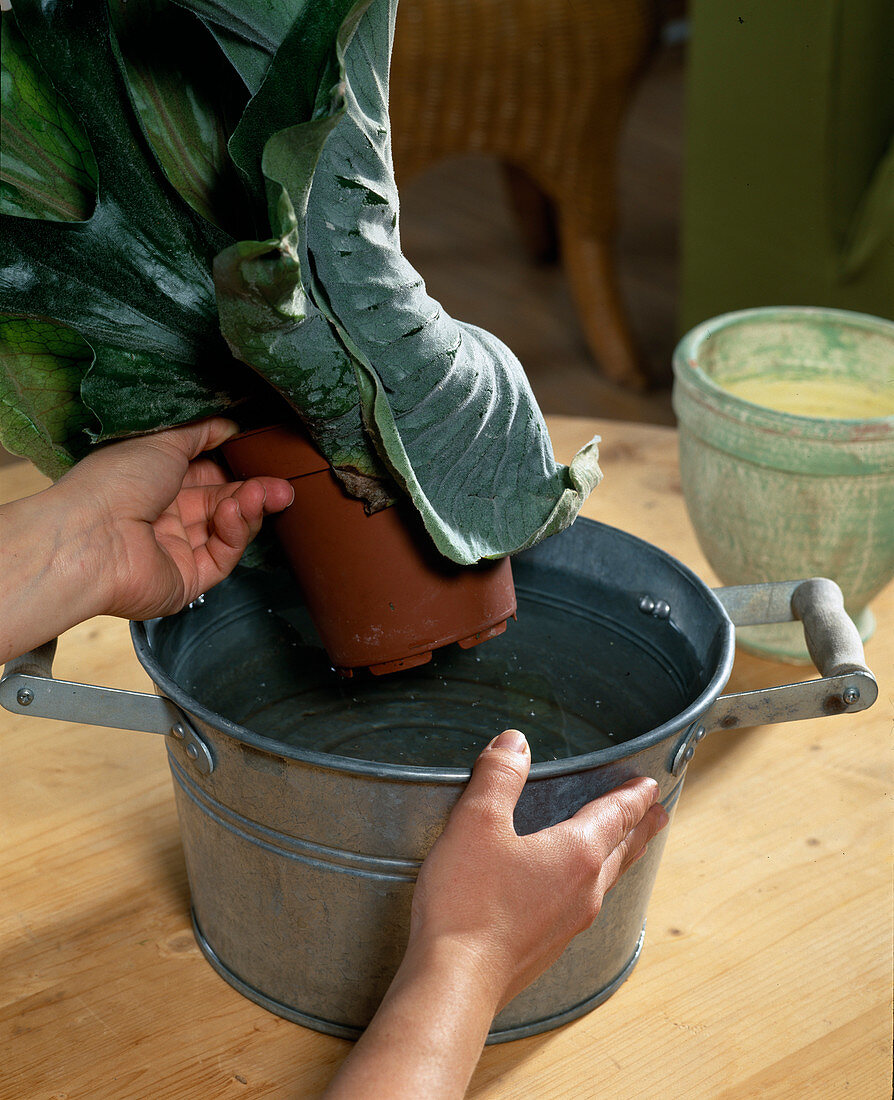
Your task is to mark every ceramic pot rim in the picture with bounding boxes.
[673,305,894,440]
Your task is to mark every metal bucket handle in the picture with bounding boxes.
[0,637,215,774]
[670,577,879,775]
[0,578,877,779]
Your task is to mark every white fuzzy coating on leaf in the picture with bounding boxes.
[301,0,602,562]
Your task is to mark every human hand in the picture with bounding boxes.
[0,418,294,665]
[53,417,294,621]
[323,730,669,1099]
[407,729,669,1013]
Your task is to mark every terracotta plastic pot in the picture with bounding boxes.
[221,422,516,675]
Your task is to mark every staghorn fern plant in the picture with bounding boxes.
[0,0,601,565]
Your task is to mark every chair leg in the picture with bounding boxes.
[500,163,559,264]
[558,215,646,389]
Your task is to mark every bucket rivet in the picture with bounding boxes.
[170,724,185,740]
[842,687,860,706]
[693,726,706,742]
[638,595,655,614]
[186,744,199,761]
[683,745,695,763]
[16,688,34,707]
[653,600,671,620]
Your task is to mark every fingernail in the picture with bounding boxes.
[485,729,528,754]
[655,804,670,828]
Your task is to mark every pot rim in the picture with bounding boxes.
[673,305,894,436]
[130,519,736,782]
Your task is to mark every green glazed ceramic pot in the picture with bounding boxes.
[672,306,894,662]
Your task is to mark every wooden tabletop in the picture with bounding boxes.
[2,416,891,1099]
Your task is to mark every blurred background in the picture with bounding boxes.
[390,0,893,426]
[392,0,688,427]
[2,0,891,466]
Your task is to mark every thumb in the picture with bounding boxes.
[457,729,531,825]
[144,417,241,465]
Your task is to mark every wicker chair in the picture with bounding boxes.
[390,0,659,389]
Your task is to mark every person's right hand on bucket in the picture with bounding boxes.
[324,729,670,1099]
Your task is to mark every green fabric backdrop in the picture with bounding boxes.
[680,0,894,331]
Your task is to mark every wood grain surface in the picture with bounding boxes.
[2,417,891,1099]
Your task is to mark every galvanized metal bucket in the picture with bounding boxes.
[0,519,877,1042]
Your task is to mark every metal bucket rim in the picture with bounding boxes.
[130,518,736,782]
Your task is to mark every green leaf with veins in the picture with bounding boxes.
[0,0,258,473]
[212,0,388,492]
[170,0,302,94]
[214,0,600,559]
[224,0,362,209]
[108,0,252,238]
[0,317,97,476]
[0,14,98,222]
[299,0,602,561]
[1,0,601,562]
